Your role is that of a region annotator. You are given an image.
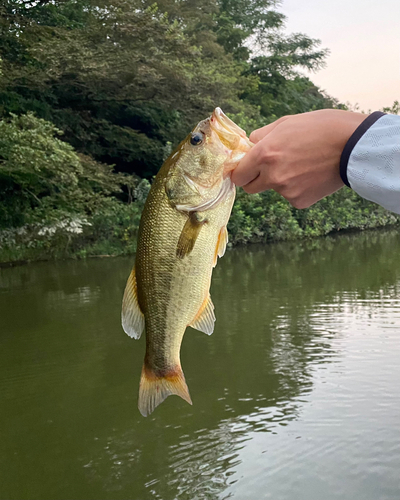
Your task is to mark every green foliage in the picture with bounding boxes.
[228,189,303,244]
[0,0,245,176]
[0,112,128,228]
[0,111,144,262]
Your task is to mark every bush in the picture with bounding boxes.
[0,112,131,229]
[0,198,146,262]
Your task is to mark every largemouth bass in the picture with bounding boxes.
[122,108,252,416]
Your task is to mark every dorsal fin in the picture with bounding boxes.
[189,293,215,335]
[121,267,145,339]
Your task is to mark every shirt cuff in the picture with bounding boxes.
[338,111,400,214]
[340,111,386,187]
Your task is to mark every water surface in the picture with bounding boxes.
[1,230,400,500]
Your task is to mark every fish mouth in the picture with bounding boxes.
[210,107,253,172]
[211,107,247,142]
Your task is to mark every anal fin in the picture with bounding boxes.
[121,266,145,339]
[189,293,215,335]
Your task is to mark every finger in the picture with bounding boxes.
[231,140,265,187]
[249,115,290,143]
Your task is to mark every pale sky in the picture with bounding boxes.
[280,0,400,112]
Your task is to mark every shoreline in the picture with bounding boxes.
[1,223,398,269]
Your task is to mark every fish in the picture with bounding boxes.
[121,107,252,417]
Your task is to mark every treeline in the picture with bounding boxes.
[0,0,398,262]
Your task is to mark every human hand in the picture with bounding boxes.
[231,109,367,208]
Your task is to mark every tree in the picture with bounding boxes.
[0,0,335,179]
[0,0,248,177]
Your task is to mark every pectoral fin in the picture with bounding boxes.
[176,212,207,259]
[213,226,229,267]
[121,267,145,339]
[189,293,215,335]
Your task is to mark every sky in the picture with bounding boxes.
[280,0,400,112]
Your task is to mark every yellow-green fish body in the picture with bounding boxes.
[122,108,252,416]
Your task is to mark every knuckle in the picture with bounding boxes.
[257,146,279,167]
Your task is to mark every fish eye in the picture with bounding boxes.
[190,132,204,146]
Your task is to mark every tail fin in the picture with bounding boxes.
[138,364,192,417]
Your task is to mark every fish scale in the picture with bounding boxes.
[138,167,234,371]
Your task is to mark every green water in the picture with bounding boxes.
[1,230,400,500]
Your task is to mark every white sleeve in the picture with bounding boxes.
[340,112,400,214]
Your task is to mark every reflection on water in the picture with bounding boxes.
[1,230,400,500]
